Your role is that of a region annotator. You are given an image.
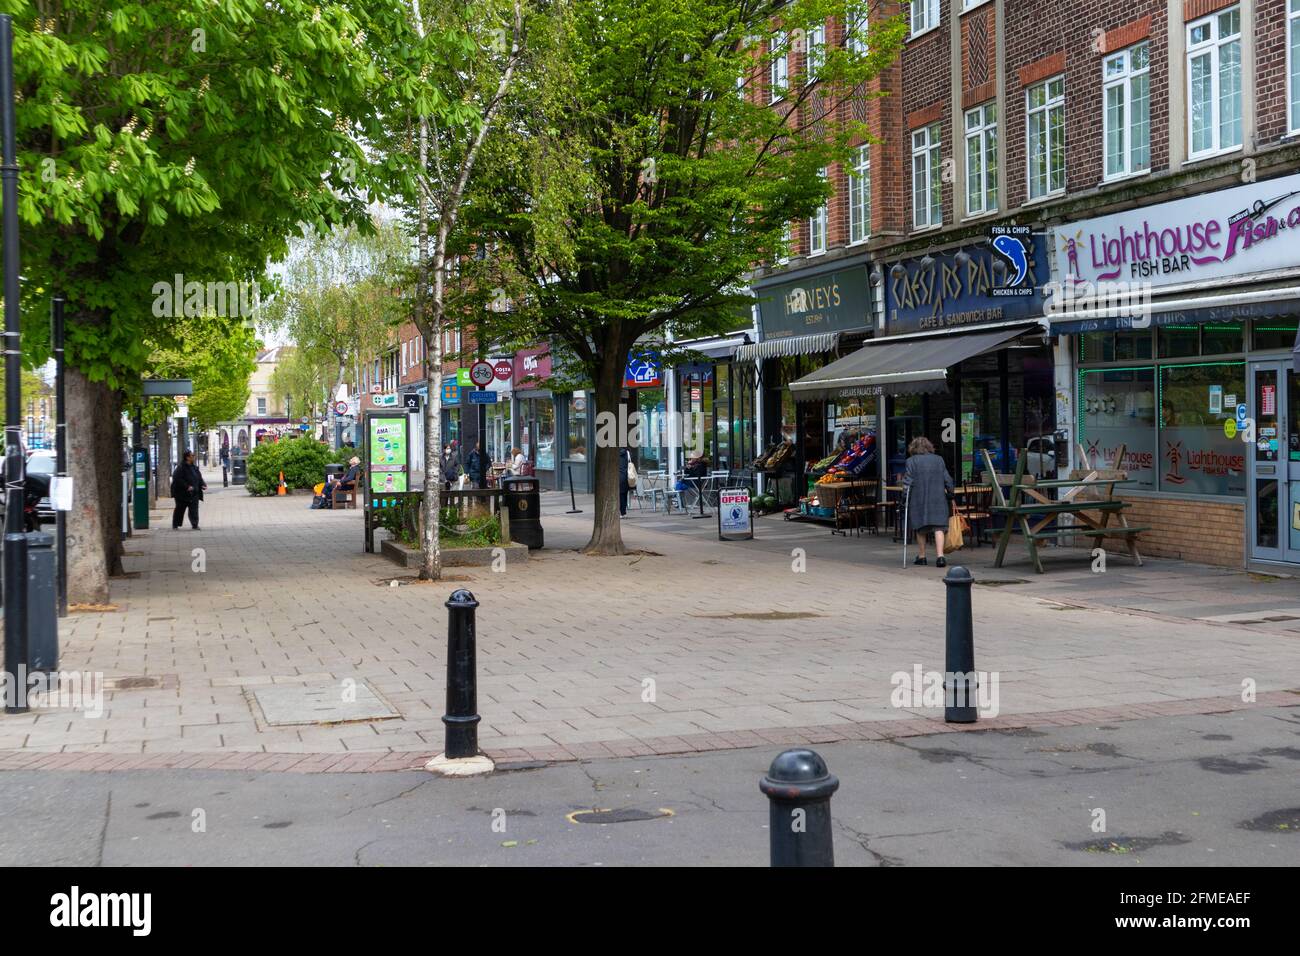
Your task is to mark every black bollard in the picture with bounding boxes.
[442,589,481,758]
[943,565,978,723]
[565,465,582,514]
[759,748,839,867]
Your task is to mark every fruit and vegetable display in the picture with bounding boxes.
[754,440,794,472]
[815,432,877,484]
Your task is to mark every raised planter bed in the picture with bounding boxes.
[380,536,531,568]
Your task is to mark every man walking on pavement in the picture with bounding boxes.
[171,449,207,530]
[220,442,230,487]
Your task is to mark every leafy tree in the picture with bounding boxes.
[7,1,459,601]
[269,344,335,425]
[149,311,258,429]
[469,0,905,553]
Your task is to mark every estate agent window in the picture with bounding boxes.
[848,144,871,244]
[964,102,998,216]
[1026,76,1065,200]
[1103,42,1150,179]
[911,123,942,229]
[1187,6,1242,158]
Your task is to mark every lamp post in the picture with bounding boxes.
[1,14,29,712]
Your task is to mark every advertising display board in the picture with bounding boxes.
[717,488,754,541]
[366,413,409,494]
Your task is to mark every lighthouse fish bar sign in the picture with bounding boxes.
[1053,172,1300,290]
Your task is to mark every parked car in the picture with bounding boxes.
[0,450,56,531]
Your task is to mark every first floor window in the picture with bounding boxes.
[1103,42,1150,178]
[809,169,828,254]
[912,123,942,229]
[848,145,870,243]
[1026,76,1065,199]
[1289,0,1300,133]
[1187,6,1242,157]
[257,397,267,415]
[846,3,868,56]
[770,31,788,102]
[964,102,998,215]
[911,0,939,36]
[805,25,825,82]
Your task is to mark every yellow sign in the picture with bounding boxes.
[1293,502,1300,531]
[1223,419,1237,439]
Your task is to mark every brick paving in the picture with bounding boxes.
[3,477,1297,771]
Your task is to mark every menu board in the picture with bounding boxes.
[368,416,408,493]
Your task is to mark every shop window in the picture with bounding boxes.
[1187,6,1242,158]
[1079,332,1114,364]
[1114,329,1153,360]
[1158,362,1246,496]
[964,102,998,216]
[1078,367,1157,490]
[565,394,589,463]
[1202,322,1244,355]
[911,123,942,229]
[1026,76,1065,200]
[1158,326,1200,359]
[1103,42,1150,179]
[1252,318,1300,351]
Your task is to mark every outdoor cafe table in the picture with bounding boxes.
[680,475,713,518]
[983,447,1147,574]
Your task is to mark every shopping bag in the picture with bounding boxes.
[313,482,326,495]
[947,512,967,550]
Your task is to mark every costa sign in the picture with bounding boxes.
[1054,172,1300,291]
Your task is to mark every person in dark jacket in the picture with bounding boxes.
[902,436,954,567]
[220,443,231,487]
[171,450,207,530]
[441,445,460,490]
[618,447,633,517]
[465,441,487,489]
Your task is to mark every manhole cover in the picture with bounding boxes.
[250,680,399,727]
[566,808,674,824]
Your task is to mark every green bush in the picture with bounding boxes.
[247,436,340,492]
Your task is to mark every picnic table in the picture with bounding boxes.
[982,445,1148,574]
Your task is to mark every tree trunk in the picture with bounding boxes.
[419,340,442,580]
[584,342,629,555]
[66,367,125,604]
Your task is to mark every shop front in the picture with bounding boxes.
[1049,173,1300,568]
[792,229,1056,489]
[513,345,556,490]
[738,257,876,500]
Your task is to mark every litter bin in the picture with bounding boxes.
[26,531,58,673]
[501,476,543,549]
[325,463,346,482]
[230,453,248,486]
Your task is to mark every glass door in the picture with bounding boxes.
[1247,362,1297,563]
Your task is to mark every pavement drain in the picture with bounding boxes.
[566,808,674,824]
[248,679,400,727]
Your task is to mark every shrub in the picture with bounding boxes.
[244,475,273,497]
[247,436,339,491]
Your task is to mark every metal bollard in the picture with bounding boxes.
[759,748,839,867]
[442,588,481,759]
[943,565,978,723]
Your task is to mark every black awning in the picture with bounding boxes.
[788,326,1027,402]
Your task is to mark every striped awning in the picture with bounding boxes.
[736,331,839,362]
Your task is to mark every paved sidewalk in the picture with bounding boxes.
[2,481,1297,768]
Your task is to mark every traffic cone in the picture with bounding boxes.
[278,471,287,495]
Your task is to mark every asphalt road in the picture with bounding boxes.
[1,706,1297,867]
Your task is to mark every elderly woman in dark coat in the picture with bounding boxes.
[902,436,954,567]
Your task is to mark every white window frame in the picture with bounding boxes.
[911,123,942,230]
[846,4,868,57]
[1102,42,1151,180]
[808,170,828,256]
[1185,6,1243,160]
[777,221,792,264]
[257,397,267,415]
[910,0,939,37]
[964,102,998,216]
[848,145,871,244]
[1025,75,1065,201]
[805,24,825,84]
[770,32,789,103]
[1287,0,1300,133]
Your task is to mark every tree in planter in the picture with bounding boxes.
[467,0,904,554]
[384,0,526,582]
[9,1,465,602]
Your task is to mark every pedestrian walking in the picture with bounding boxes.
[220,442,230,487]
[171,450,207,531]
[618,446,633,517]
[441,445,460,491]
[902,436,954,567]
[466,441,487,489]
[509,446,526,475]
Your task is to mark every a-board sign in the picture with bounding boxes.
[366,414,409,494]
[717,488,754,541]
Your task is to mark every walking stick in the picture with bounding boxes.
[901,485,909,568]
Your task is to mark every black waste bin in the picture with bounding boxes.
[325,463,346,481]
[230,454,248,486]
[501,476,543,550]
[26,531,58,673]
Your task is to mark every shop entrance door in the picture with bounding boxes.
[1247,362,1300,564]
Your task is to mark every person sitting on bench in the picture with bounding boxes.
[325,457,361,508]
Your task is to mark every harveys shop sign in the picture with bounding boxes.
[884,226,1049,335]
[756,265,871,339]
[1053,171,1300,290]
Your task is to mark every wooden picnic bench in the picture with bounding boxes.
[982,444,1148,574]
